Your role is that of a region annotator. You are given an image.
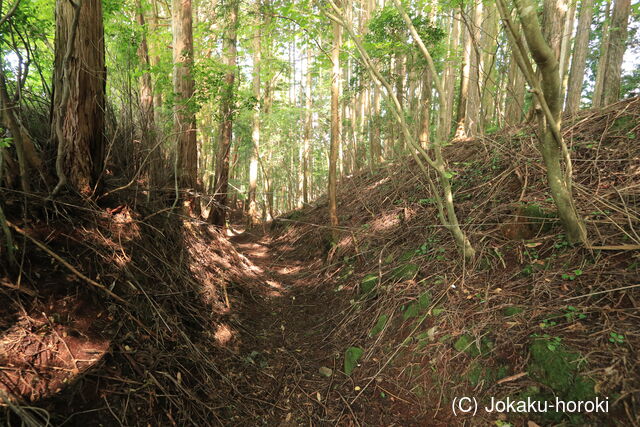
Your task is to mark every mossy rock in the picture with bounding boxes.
[391,263,419,280]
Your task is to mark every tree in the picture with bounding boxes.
[601,0,631,106]
[135,0,158,187]
[209,0,239,227]
[565,0,594,114]
[247,1,262,228]
[172,0,198,199]
[328,0,342,242]
[51,0,106,195]
[302,47,313,205]
[497,0,588,245]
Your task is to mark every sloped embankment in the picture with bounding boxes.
[270,98,639,425]
[0,192,268,425]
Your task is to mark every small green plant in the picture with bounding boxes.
[415,243,429,256]
[344,346,364,375]
[532,333,562,351]
[564,306,586,322]
[561,269,583,281]
[0,137,12,148]
[554,235,570,250]
[609,332,625,344]
[540,318,557,329]
[418,198,434,206]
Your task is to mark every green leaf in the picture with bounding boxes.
[360,274,378,294]
[369,314,388,336]
[344,346,364,375]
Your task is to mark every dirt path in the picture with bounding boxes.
[226,229,346,425]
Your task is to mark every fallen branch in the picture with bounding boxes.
[5,220,128,304]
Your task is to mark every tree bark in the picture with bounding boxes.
[135,0,158,188]
[455,3,472,138]
[466,0,483,137]
[601,0,631,106]
[328,0,342,241]
[303,48,313,205]
[209,0,239,227]
[592,0,611,107]
[439,10,459,142]
[247,2,261,228]
[51,0,106,196]
[172,0,198,195]
[565,0,594,114]
[418,69,432,149]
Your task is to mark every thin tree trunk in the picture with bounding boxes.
[602,0,631,106]
[172,0,198,202]
[209,0,239,227]
[466,0,483,136]
[418,69,432,149]
[565,0,594,114]
[498,0,587,244]
[455,3,472,138]
[247,2,261,227]
[303,48,313,205]
[439,10,459,142]
[505,56,526,125]
[135,0,158,188]
[150,0,163,127]
[592,0,611,107]
[328,0,342,241]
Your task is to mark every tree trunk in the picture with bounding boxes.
[565,0,594,114]
[439,10,459,142]
[466,0,483,136]
[455,3,472,138]
[172,0,198,211]
[135,0,158,188]
[328,1,342,241]
[480,2,498,129]
[209,0,239,227]
[592,0,611,107]
[418,69,432,149]
[247,2,261,228]
[559,0,577,96]
[371,85,382,163]
[303,48,313,205]
[51,0,106,196]
[601,0,631,106]
[500,0,588,244]
[505,56,526,125]
[150,0,163,127]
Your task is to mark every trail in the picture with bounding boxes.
[225,228,347,425]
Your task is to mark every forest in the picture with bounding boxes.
[0,0,639,425]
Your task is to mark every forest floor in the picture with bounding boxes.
[1,98,639,426]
